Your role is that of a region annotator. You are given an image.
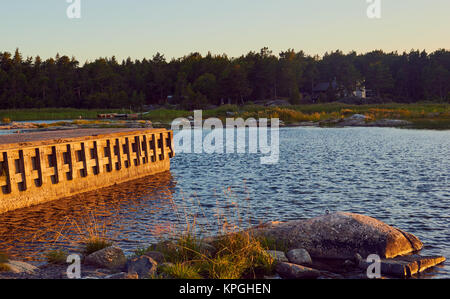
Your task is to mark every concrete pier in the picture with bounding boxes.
[0,128,174,214]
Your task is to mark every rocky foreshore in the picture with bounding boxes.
[0,113,417,134]
[0,212,446,280]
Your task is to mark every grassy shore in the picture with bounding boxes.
[1,103,449,129]
[0,108,132,122]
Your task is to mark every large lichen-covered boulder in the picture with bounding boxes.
[255,212,423,259]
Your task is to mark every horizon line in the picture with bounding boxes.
[3,47,449,64]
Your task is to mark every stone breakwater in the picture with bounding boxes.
[0,128,174,214]
[0,213,445,279]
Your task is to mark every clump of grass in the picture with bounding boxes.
[257,235,290,252]
[37,123,50,128]
[45,250,69,265]
[0,108,133,122]
[150,230,274,279]
[0,252,10,273]
[72,120,106,126]
[241,107,333,123]
[49,213,115,256]
[71,213,114,255]
[1,117,11,124]
[83,237,113,256]
[0,252,9,263]
[144,184,277,279]
[0,263,11,272]
[159,262,202,279]
[141,109,191,123]
[149,235,210,265]
[205,232,275,279]
[132,247,152,258]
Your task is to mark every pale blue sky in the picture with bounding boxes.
[1,0,449,62]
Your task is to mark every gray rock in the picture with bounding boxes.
[266,250,289,263]
[318,271,345,279]
[287,249,312,266]
[349,114,368,120]
[354,253,363,264]
[275,262,320,279]
[106,272,139,280]
[82,269,112,279]
[143,251,165,264]
[85,246,127,271]
[368,119,411,127]
[358,255,446,278]
[343,259,356,268]
[4,261,39,274]
[263,274,283,280]
[265,99,291,107]
[127,256,158,279]
[335,114,368,127]
[255,212,423,260]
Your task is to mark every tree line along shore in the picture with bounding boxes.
[0,48,448,112]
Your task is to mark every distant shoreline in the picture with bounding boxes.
[1,102,449,131]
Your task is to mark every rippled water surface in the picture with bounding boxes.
[0,127,449,278]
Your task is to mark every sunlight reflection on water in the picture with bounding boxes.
[0,127,448,278]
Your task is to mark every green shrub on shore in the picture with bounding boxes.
[141,109,191,123]
[207,232,275,279]
[0,252,8,263]
[0,263,11,272]
[66,213,114,255]
[257,235,290,253]
[84,237,113,256]
[144,185,277,279]
[45,250,68,265]
[132,247,152,258]
[151,231,275,279]
[159,263,202,279]
[0,252,10,273]
[1,117,11,124]
[0,108,132,122]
